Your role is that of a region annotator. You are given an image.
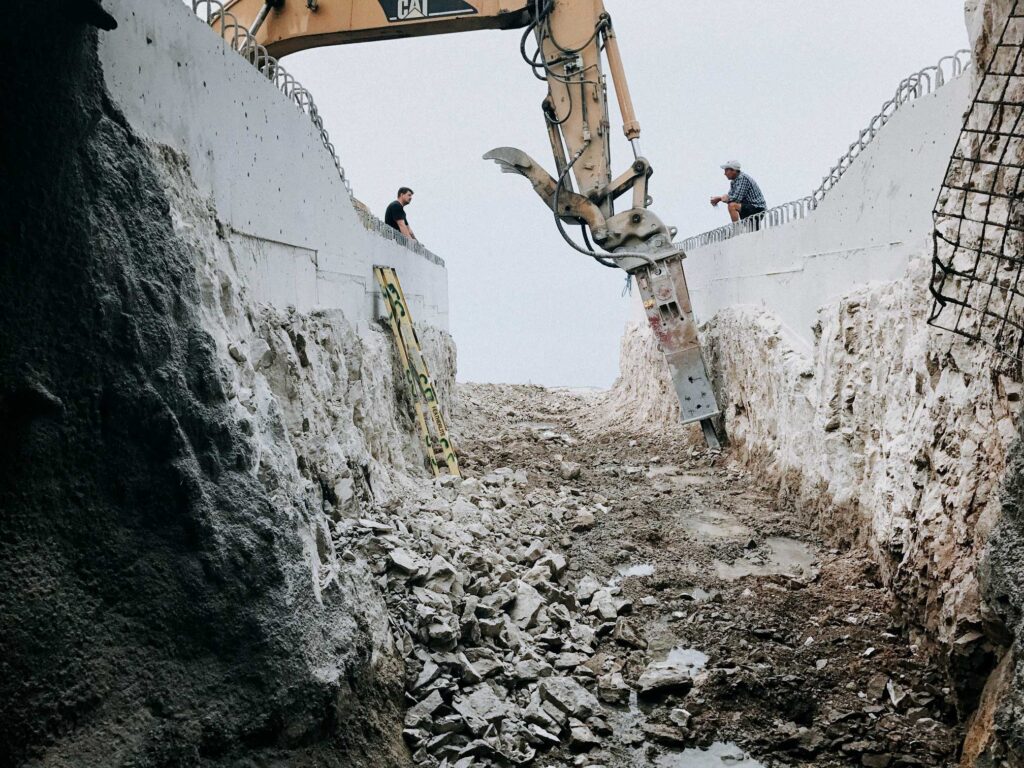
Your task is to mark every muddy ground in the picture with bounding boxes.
[450,383,961,767]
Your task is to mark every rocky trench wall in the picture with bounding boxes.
[608,258,1015,691]
[0,1,457,765]
[604,0,1024,762]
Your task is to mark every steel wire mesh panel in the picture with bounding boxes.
[930,2,1024,374]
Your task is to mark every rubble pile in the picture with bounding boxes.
[336,438,700,766]
[376,382,966,768]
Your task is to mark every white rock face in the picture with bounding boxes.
[608,251,1015,648]
[153,142,457,677]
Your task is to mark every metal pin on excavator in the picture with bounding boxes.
[221,0,725,448]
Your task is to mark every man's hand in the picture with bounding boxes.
[710,195,721,207]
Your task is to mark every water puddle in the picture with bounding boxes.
[714,536,818,581]
[679,509,753,539]
[663,646,709,673]
[655,742,767,767]
[617,562,656,579]
[679,585,714,603]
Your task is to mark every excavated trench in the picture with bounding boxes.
[4,2,1024,768]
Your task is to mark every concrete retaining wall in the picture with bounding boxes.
[99,0,448,332]
[679,74,972,349]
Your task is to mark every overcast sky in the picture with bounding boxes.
[284,1,969,388]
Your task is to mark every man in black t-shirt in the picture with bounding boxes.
[384,187,416,241]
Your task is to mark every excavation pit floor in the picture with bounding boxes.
[379,384,962,767]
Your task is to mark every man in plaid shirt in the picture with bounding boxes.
[711,160,766,222]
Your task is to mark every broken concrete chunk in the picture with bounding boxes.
[509,581,546,629]
[570,509,596,531]
[514,658,554,683]
[568,719,600,751]
[588,589,620,622]
[612,618,647,649]
[637,659,696,699]
[405,690,444,729]
[597,672,631,706]
[389,547,421,575]
[559,461,582,480]
[537,551,568,579]
[539,676,600,719]
[576,575,603,603]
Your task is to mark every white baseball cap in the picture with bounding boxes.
[720,160,742,171]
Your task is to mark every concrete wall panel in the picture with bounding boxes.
[99,0,448,331]
[678,75,972,350]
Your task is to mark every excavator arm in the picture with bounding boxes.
[223,0,663,260]
[224,0,536,55]
[220,0,724,445]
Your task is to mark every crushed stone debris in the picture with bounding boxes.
[340,384,961,767]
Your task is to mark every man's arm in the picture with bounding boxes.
[398,219,416,241]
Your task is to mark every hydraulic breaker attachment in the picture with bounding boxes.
[632,253,723,450]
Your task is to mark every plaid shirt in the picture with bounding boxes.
[727,172,766,208]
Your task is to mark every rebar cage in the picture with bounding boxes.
[930,1,1024,376]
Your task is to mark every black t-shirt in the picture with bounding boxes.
[384,201,407,231]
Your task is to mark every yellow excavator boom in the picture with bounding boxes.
[223,0,534,55]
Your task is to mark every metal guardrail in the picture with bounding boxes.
[356,208,446,267]
[191,1,445,266]
[680,49,973,252]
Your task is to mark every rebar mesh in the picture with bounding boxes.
[929,3,1024,375]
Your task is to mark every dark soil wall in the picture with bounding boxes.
[977,443,1024,766]
[0,4,405,766]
